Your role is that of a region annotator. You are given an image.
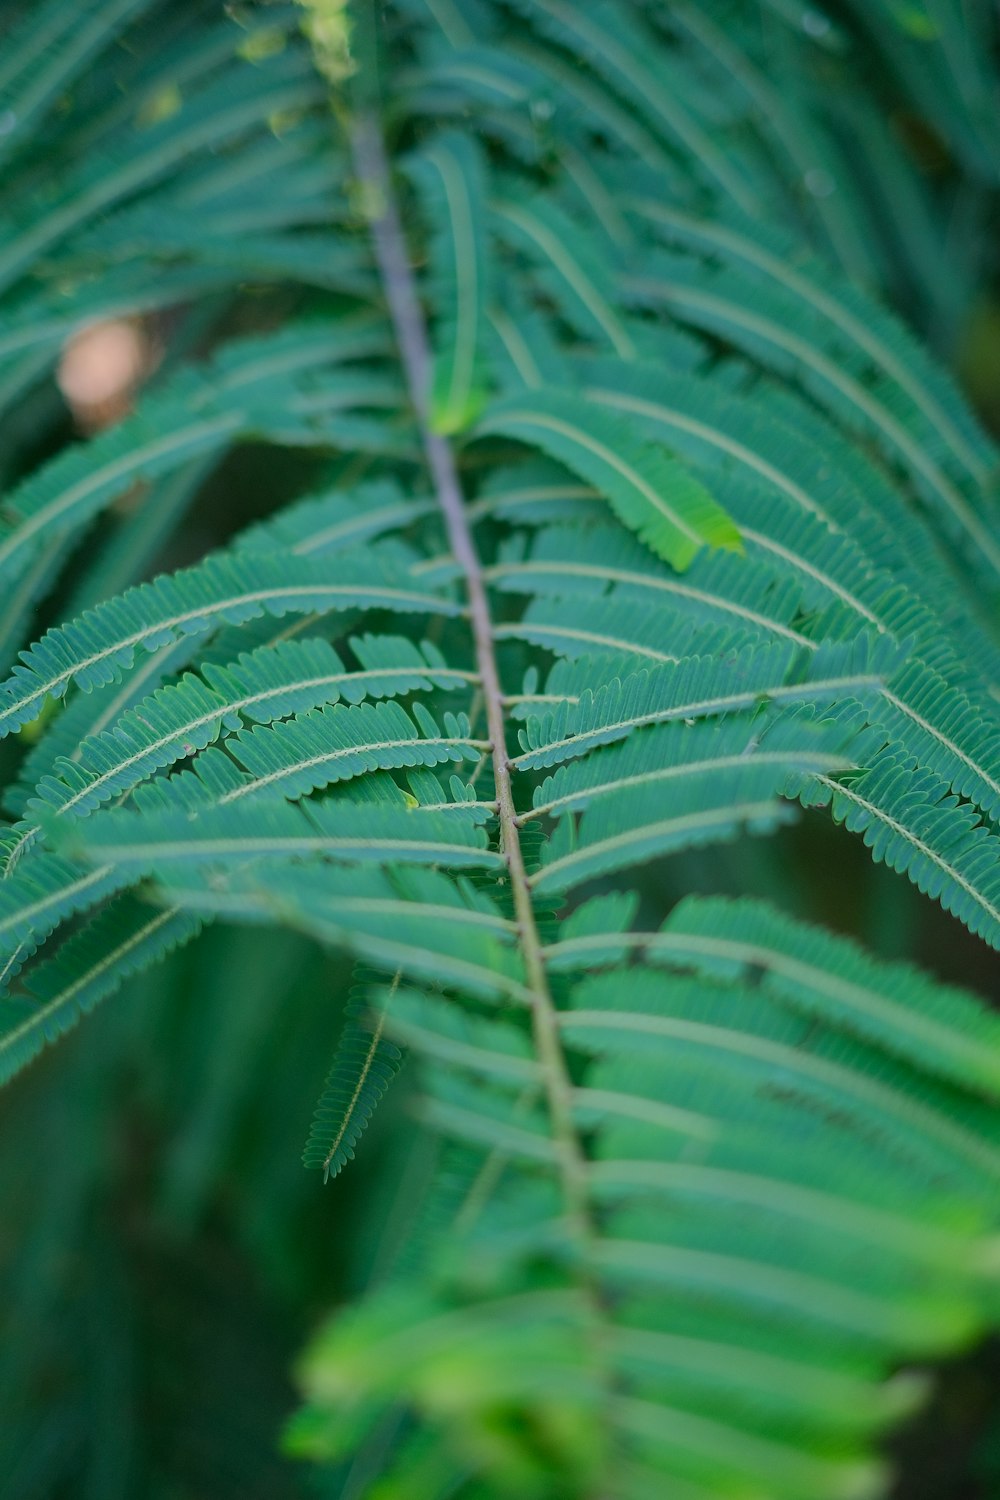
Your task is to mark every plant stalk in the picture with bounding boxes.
[351,111,591,1234]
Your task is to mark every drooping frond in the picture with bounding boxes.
[114,859,528,1005]
[406,131,493,433]
[55,795,500,882]
[648,895,1000,1098]
[491,191,640,357]
[532,755,795,894]
[0,549,458,738]
[0,846,132,963]
[0,894,200,1085]
[26,638,369,820]
[624,249,1000,586]
[505,0,759,212]
[629,201,997,492]
[477,389,741,567]
[303,972,405,1182]
[490,521,814,645]
[525,705,867,893]
[513,634,895,770]
[577,355,974,626]
[797,751,1000,951]
[528,704,863,822]
[24,636,474,826]
[203,696,483,805]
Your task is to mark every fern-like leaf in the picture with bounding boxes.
[407,131,493,433]
[477,389,741,568]
[303,972,404,1182]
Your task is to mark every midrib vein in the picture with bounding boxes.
[352,111,591,1236]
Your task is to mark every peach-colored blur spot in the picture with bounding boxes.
[57,319,151,432]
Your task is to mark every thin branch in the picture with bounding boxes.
[351,111,591,1235]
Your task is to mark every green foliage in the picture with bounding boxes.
[1,0,999,1496]
[303,971,405,1181]
[406,131,493,433]
[478,388,742,567]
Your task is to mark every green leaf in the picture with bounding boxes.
[477,389,740,568]
[0,549,458,739]
[303,974,404,1181]
[407,131,493,434]
[0,895,201,1086]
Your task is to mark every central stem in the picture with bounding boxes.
[352,113,589,1231]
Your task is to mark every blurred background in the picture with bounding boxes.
[1,0,999,1495]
